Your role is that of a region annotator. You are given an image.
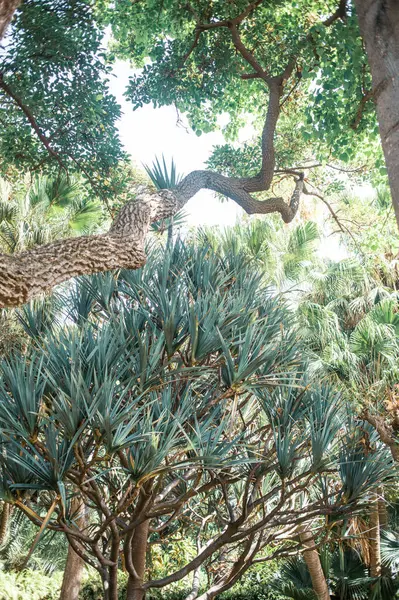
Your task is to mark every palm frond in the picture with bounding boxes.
[143,155,184,190]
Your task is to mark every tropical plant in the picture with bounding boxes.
[273,545,399,600]
[143,156,186,241]
[0,511,68,575]
[197,218,320,293]
[2,0,393,309]
[0,569,63,600]
[0,174,104,253]
[296,256,399,460]
[0,240,393,600]
[293,254,399,598]
[143,156,184,191]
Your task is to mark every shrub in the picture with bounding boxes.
[0,569,62,600]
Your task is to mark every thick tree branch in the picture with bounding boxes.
[0,164,303,307]
[229,22,270,82]
[361,411,399,462]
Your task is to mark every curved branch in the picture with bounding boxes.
[0,171,303,307]
[0,0,316,309]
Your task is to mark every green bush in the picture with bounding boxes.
[79,573,282,600]
[0,570,62,600]
[0,567,281,600]
[79,573,189,600]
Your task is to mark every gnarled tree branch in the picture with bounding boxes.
[0,0,349,308]
[0,173,304,307]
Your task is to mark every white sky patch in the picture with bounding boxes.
[109,61,242,227]
[108,61,358,260]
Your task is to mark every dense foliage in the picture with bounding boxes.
[0,0,126,196]
[1,1,399,598]
[0,240,394,599]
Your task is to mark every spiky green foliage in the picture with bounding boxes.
[273,548,377,600]
[143,155,184,190]
[0,511,67,575]
[296,254,399,464]
[271,558,316,600]
[0,241,393,598]
[143,156,186,239]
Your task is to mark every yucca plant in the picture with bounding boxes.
[0,241,394,600]
[144,155,186,242]
[143,155,183,190]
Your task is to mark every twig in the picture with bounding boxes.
[0,73,68,171]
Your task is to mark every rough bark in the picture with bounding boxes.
[59,500,86,600]
[298,525,330,600]
[0,501,11,545]
[355,0,399,227]
[126,520,150,600]
[0,175,304,308]
[361,410,399,462]
[369,493,381,578]
[0,0,20,40]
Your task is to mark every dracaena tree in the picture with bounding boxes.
[0,241,393,600]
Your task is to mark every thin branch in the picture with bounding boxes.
[302,182,362,251]
[0,73,68,172]
[322,0,347,27]
[180,27,202,66]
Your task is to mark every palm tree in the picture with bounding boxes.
[296,258,399,598]
[197,217,320,294]
[0,173,104,253]
[273,546,386,600]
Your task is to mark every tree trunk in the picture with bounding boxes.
[59,500,86,600]
[355,0,399,228]
[378,488,388,530]
[185,566,201,600]
[0,0,20,40]
[0,502,11,545]
[298,525,331,600]
[369,493,381,577]
[126,519,150,600]
[60,546,85,600]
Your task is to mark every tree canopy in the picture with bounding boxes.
[0,0,398,305]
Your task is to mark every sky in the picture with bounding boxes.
[108,60,351,260]
[109,61,244,228]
